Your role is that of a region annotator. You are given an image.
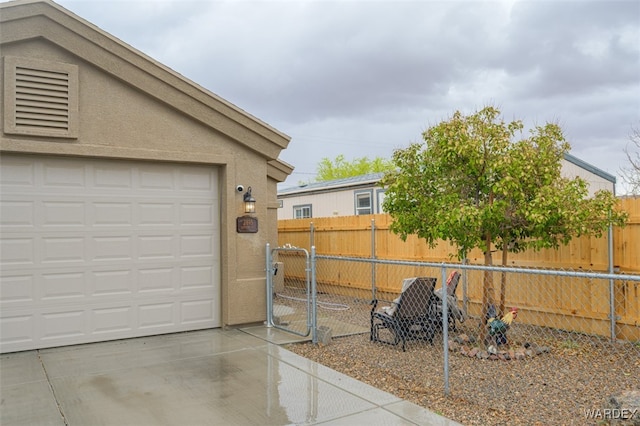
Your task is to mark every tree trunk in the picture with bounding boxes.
[499,243,508,316]
[479,233,493,347]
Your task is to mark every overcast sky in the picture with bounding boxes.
[54,0,640,193]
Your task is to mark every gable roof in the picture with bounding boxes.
[278,172,385,196]
[0,0,292,167]
[564,153,616,184]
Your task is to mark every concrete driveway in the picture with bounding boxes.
[0,327,460,425]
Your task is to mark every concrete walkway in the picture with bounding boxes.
[0,327,460,425]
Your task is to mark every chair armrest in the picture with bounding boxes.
[371,298,398,315]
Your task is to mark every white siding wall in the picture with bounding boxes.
[561,159,615,196]
[279,187,384,219]
[278,161,614,219]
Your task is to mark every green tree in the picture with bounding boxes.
[316,155,394,181]
[381,106,628,344]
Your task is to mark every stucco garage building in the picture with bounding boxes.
[0,0,293,352]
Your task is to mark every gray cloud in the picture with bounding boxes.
[56,0,640,191]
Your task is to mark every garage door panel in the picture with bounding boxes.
[0,155,220,353]
[0,314,34,346]
[1,274,35,305]
[42,236,85,263]
[92,306,134,335]
[139,302,175,329]
[0,200,35,227]
[41,310,86,341]
[181,299,214,325]
[181,203,214,225]
[180,266,213,290]
[92,202,133,226]
[139,202,176,225]
[43,201,85,227]
[92,269,133,296]
[0,237,34,266]
[139,167,175,190]
[93,164,133,189]
[138,235,176,259]
[91,236,134,261]
[0,159,35,186]
[181,169,215,191]
[42,161,86,188]
[41,271,85,300]
[181,235,213,258]
[138,267,175,293]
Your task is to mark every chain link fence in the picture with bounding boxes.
[267,246,639,395]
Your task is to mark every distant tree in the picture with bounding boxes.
[621,125,640,195]
[381,106,628,345]
[316,155,394,181]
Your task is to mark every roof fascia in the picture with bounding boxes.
[278,180,382,197]
[564,153,616,184]
[268,159,294,183]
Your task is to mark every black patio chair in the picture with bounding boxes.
[434,271,465,331]
[370,277,438,351]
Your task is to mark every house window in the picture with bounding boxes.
[354,190,372,215]
[3,56,79,138]
[293,204,312,219]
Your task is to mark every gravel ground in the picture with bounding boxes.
[284,324,640,426]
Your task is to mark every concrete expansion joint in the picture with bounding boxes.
[38,350,68,426]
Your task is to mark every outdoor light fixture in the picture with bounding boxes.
[243,186,256,214]
[237,186,258,233]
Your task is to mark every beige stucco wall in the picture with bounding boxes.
[1,0,293,327]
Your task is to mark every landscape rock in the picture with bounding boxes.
[476,350,490,359]
[460,345,470,356]
[445,336,551,361]
[454,334,471,344]
[535,346,551,355]
[448,340,460,352]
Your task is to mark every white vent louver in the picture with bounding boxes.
[4,56,78,138]
[15,66,70,132]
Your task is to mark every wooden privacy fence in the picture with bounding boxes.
[277,197,640,341]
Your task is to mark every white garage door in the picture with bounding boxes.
[0,155,221,353]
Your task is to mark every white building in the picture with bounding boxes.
[277,153,616,219]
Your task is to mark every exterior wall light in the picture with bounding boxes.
[243,186,256,214]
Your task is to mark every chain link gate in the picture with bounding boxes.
[266,244,317,343]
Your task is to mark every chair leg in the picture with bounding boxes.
[371,319,381,343]
[370,319,375,341]
[395,323,407,352]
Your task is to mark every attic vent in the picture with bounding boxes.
[4,57,78,138]
[15,67,70,130]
